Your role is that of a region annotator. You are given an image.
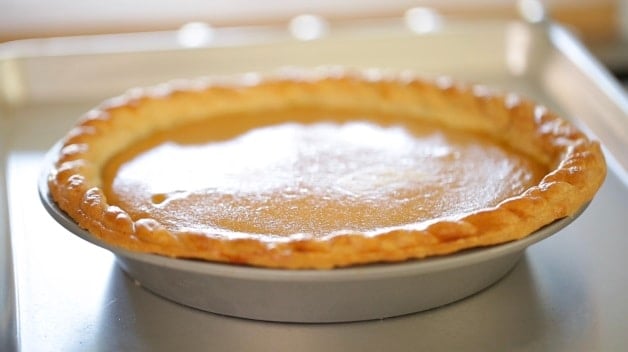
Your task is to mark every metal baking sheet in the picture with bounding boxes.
[2,17,628,351]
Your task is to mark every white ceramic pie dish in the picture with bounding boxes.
[38,144,587,323]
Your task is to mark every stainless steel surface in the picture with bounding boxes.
[1,18,627,350]
[0,101,17,352]
[38,166,587,322]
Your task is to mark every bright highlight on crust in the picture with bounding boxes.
[48,67,606,269]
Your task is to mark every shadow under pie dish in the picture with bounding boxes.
[46,68,606,270]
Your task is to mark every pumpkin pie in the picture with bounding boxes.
[47,68,606,269]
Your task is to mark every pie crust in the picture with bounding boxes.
[47,67,606,269]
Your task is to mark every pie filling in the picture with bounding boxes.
[102,108,547,242]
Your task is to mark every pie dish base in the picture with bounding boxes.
[39,157,587,322]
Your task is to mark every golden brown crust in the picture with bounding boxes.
[47,67,606,269]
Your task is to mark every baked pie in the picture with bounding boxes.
[48,68,606,269]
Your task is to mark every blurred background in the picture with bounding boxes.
[1,0,626,83]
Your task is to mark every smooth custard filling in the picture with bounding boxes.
[102,108,548,241]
